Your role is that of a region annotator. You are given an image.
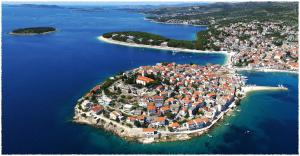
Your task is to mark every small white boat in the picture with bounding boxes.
[207,134,213,138]
[241,76,248,80]
[278,84,285,88]
[244,130,251,134]
[225,123,230,126]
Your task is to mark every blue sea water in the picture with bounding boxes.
[2,4,298,154]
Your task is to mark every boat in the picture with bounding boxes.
[244,130,251,134]
[278,84,285,88]
[241,76,248,79]
[225,123,230,126]
[207,134,213,138]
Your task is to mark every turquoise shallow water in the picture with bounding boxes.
[2,4,298,154]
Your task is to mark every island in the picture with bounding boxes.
[9,27,56,35]
[73,63,287,143]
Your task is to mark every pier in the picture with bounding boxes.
[242,85,288,93]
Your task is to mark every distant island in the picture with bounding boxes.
[141,2,298,26]
[73,63,287,143]
[17,4,63,9]
[9,27,56,35]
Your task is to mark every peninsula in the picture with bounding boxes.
[100,23,298,73]
[9,27,56,35]
[73,63,287,143]
[100,2,298,73]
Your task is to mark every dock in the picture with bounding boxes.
[242,85,288,93]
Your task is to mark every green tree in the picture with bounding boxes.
[134,121,142,127]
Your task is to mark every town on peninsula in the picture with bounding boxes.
[74,63,287,143]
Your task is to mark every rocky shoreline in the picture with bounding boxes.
[73,107,140,142]
[73,106,193,143]
[73,104,239,144]
[73,111,208,144]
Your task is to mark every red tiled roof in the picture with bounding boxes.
[165,98,174,103]
[207,92,216,98]
[170,122,179,128]
[167,63,173,67]
[136,76,154,83]
[161,106,170,111]
[153,95,163,99]
[147,105,156,111]
[143,128,155,132]
[92,85,101,92]
[92,105,103,112]
[147,102,155,106]
[187,120,195,125]
[194,118,209,123]
[128,116,137,121]
[136,116,145,120]
[155,117,166,122]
